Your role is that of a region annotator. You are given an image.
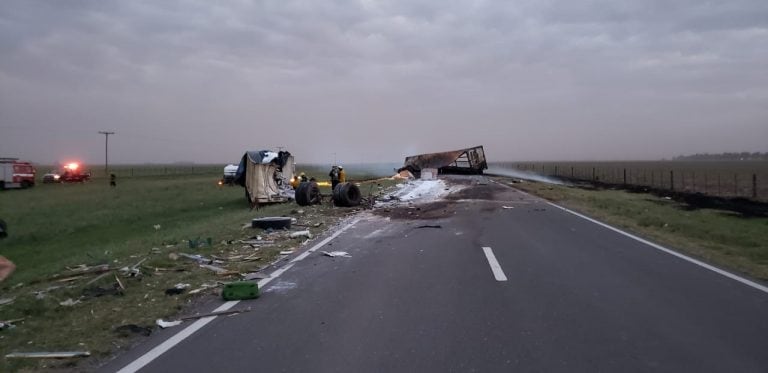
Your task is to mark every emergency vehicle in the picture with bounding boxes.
[0,158,36,189]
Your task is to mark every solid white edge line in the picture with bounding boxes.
[545,201,768,295]
[482,247,508,281]
[116,218,362,373]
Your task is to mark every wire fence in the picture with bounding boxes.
[496,161,768,201]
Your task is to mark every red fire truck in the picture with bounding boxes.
[0,158,36,189]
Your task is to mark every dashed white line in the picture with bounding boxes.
[116,218,361,373]
[482,247,508,281]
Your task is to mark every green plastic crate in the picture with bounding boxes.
[222,281,260,301]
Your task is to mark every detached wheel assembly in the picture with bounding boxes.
[295,181,321,206]
[251,217,292,230]
[332,182,361,207]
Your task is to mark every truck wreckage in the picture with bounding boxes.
[233,150,362,208]
[398,146,488,178]
[234,150,296,207]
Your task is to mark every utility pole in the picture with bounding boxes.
[98,131,115,177]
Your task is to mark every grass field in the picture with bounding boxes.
[503,178,768,281]
[0,166,396,371]
[494,161,768,201]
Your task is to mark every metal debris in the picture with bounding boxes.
[59,298,81,307]
[415,225,442,229]
[156,319,183,329]
[321,251,352,258]
[289,230,312,239]
[5,351,91,359]
[114,324,152,337]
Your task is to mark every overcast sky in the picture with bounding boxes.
[1,0,766,165]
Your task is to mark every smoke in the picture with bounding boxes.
[486,166,567,186]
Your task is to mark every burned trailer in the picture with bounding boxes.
[398,146,487,178]
[234,150,296,206]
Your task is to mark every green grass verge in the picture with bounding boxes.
[0,172,397,372]
[503,179,768,281]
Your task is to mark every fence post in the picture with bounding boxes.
[753,174,758,199]
[670,170,674,191]
[571,166,574,178]
[623,169,627,186]
[718,174,721,196]
[692,171,696,193]
[734,174,738,196]
[704,174,708,194]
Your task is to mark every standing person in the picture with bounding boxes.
[338,166,346,183]
[329,165,340,191]
[110,173,117,187]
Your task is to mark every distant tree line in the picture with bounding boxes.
[673,152,768,161]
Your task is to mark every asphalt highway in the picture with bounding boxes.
[103,176,768,372]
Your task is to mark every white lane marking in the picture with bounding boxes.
[117,218,361,373]
[291,218,361,263]
[482,247,508,281]
[545,202,768,295]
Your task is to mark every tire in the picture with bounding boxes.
[251,217,292,230]
[332,184,343,203]
[295,182,320,206]
[333,182,361,207]
[21,180,32,189]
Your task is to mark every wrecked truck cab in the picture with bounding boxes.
[235,150,296,206]
[398,146,487,179]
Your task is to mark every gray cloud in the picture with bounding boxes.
[1,0,766,165]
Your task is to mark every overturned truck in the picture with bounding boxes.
[398,146,488,178]
[235,150,295,206]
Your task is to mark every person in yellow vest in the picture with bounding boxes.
[291,172,307,189]
[338,166,346,183]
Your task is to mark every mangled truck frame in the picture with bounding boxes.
[234,150,295,206]
[398,146,488,178]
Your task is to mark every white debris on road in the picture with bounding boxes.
[377,179,465,207]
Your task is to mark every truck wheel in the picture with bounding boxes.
[333,182,362,207]
[332,184,343,203]
[295,182,320,206]
[21,181,32,189]
[251,217,292,230]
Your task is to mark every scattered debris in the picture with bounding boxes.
[502,206,514,209]
[114,274,125,290]
[199,264,239,276]
[188,283,221,295]
[321,251,352,258]
[243,272,268,281]
[415,225,442,229]
[279,250,295,255]
[59,298,81,307]
[0,318,24,330]
[153,224,161,230]
[82,285,122,298]
[0,297,15,307]
[179,308,251,321]
[5,351,91,359]
[252,217,292,230]
[156,319,183,329]
[289,230,312,239]
[85,272,112,286]
[165,283,191,296]
[114,324,152,337]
